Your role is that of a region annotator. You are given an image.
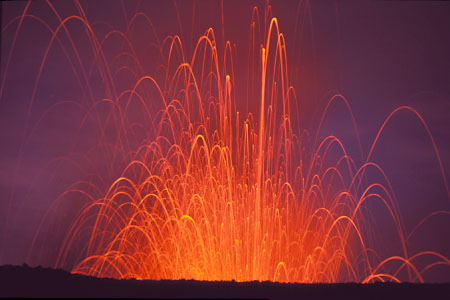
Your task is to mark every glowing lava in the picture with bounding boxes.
[2,1,448,283]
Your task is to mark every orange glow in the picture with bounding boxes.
[12,1,448,283]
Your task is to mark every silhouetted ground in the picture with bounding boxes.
[1,264,449,299]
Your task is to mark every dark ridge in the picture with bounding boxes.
[1,264,449,299]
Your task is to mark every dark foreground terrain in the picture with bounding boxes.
[1,265,449,299]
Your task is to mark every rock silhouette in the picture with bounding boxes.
[1,264,449,299]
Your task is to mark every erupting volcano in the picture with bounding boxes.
[1,0,449,285]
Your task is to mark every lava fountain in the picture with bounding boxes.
[1,0,449,283]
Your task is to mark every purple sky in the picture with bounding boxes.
[0,0,449,281]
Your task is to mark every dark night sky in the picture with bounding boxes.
[0,0,449,281]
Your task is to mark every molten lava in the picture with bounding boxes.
[2,1,448,283]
